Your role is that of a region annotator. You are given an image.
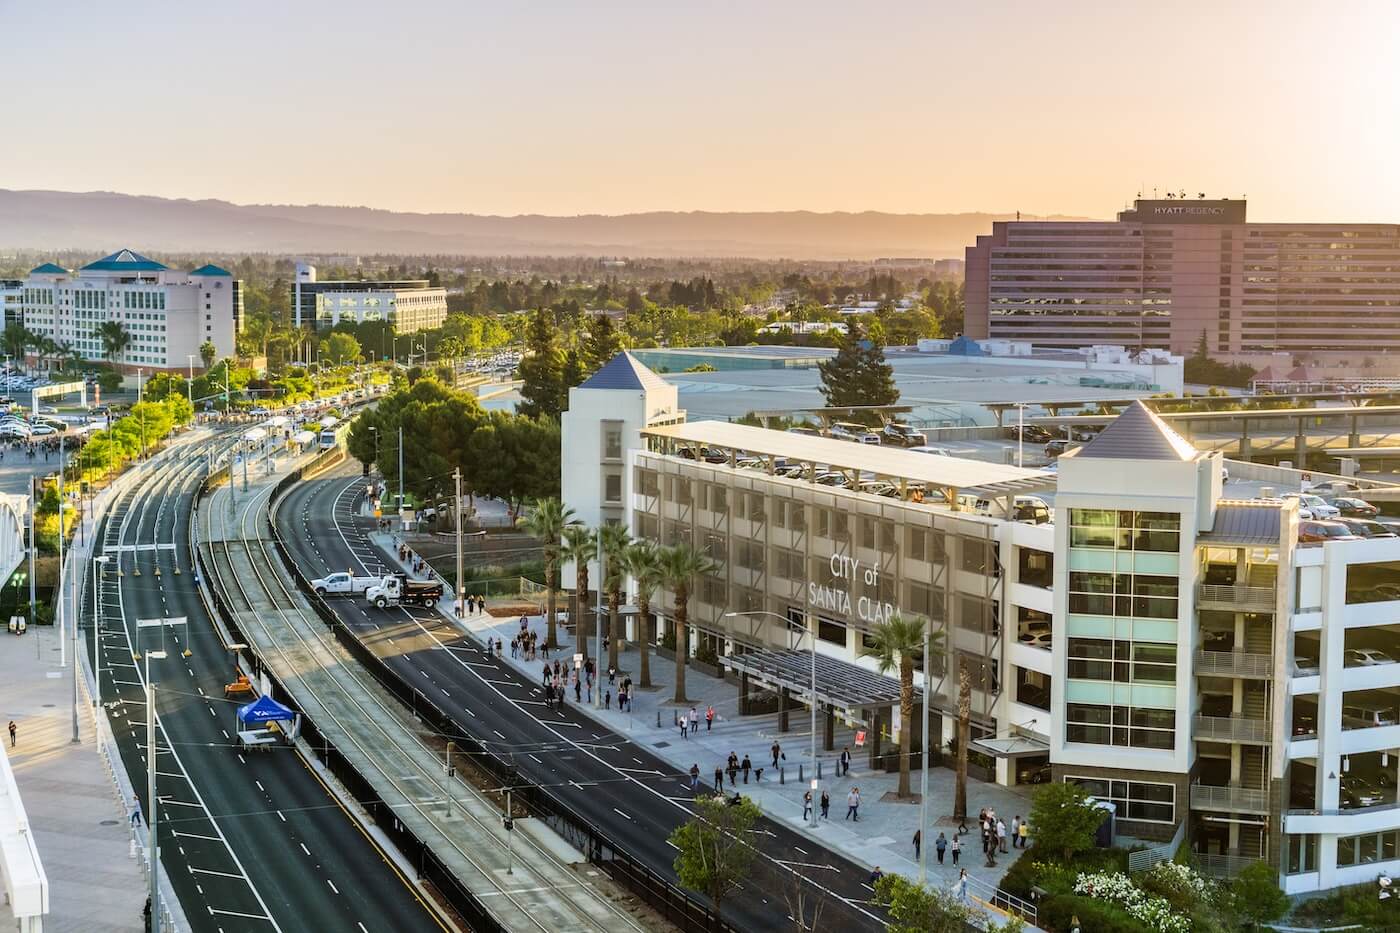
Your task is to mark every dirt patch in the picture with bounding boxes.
[486,604,539,618]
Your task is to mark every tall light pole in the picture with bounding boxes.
[397,425,404,511]
[185,354,196,410]
[91,555,110,707]
[726,609,819,828]
[145,649,168,930]
[57,435,67,668]
[919,621,931,885]
[594,527,605,708]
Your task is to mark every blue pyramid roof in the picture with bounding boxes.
[237,693,296,724]
[947,335,984,357]
[578,351,671,391]
[189,264,231,276]
[29,262,66,275]
[82,249,168,272]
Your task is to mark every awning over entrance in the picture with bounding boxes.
[971,733,1050,759]
[723,648,919,713]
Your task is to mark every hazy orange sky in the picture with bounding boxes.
[8,0,1398,221]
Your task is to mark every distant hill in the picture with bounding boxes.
[0,189,1093,260]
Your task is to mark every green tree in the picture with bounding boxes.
[621,540,664,688]
[199,340,217,370]
[517,309,565,419]
[97,320,131,367]
[560,524,596,657]
[659,542,718,704]
[861,613,940,799]
[582,314,624,373]
[562,347,586,392]
[1231,860,1289,930]
[598,523,631,672]
[669,793,760,913]
[319,331,362,367]
[1028,780,1107,861]
[873,873,979,933]
[817,324,899,408]
[2,324,31,367]
[519,498,573,650]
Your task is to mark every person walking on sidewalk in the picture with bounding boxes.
[727,752,738,786]
[839,745,851,776]
[1018,817,1029,849]
[913,829,922,860]
[771,741,782,769]
[130,799,142,827]
[951,832,961,865]
[7,721,15,747]
[802,790,812,821]
[705,705,714,731]
[820,790,830,819]
[845,786,861,821]
[689,707,699,735]
[740,754,752,784]
[952,869,969,905]
[997,817,1008,853]
[713,766,723,792]
[689,763,700,790]
[935,831,947,864]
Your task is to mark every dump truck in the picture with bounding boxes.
[365,573,444,609]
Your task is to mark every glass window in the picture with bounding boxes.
[603,426,622,460]
[817,616,846,646]
[1066,703,1175,751]
[961,538,992,574]
[604,472,622,503]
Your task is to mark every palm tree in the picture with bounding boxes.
[517,497,573,649]
[2,324,31,369]
[954,666,972,824]
[861,613,942,799]
[621,540,664,688]
[560,524,597,657]
[658,542,718,705]
[598,523,631,672]
[97,320,131,369]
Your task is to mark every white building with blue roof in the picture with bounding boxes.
[20,249,242,373]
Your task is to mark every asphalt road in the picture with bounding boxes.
[91,436,445,932]
[278,465,891,933]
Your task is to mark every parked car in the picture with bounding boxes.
[1044,439,1074,459]
[1018,620,1052,650]
[1333,497,1379,518]
[1342,703,1399,730]
[1014,495,1052,524]
[786,426,821,438]
[907,445,953,457]
[882,423,928,448]
[1339,518,1395,538]
[1285,493,1341,520]
[1016,761,1052,785]
[1309,480,1361,497]
[1297,520,1361,544]
[1341,775,1388,808]
[813,471,850,488]
[1007,424,1053,443]
[1344,647,1395,667]
[828,422,881,444]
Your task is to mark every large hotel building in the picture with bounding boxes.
[565,351,1400,896]
[965,199,1400,363]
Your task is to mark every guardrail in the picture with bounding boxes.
[1189,783,1270,813]
[1193,649,1275,678]
[1192,714,1271,743]
[260,465,734,932]
[1195,583,1275,610]
[1127,819,1186,873]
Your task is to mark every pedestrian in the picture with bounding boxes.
[689,763,700,790]
[705,704,715,731]
[820,790,830,819]
[714,766,723,792]
[604,689,611,709]
[845,787,860,821]
[1018,817,1029,849]
[680,717,688,740]
[952,869,969,904]
[688,707,699,735]
[913,829,922,860]
[839,745,851,776]
[868,866,883,886]
[740,754,752,784]
[935,831,947,864]
[542,663,551,686]
[802,790,812,820]
[951,832,961,865]
[574,675,582,702]
[130,799,142,826]
[7,720,14,747]
[770,740,781,769]
[998,817,1008,854]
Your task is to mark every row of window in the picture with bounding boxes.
[1067,637,1176,684]
[1067,570,1179,619]
[1068,508,1181,553]
[1065,702,1175,750]
[1067,776,1175,823]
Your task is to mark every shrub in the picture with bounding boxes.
[1038,893,1144,933]
[1029,782,1108,861]
[1074,871,1190,933]
[1140,861,1216,912]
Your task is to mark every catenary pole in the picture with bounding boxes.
[919,624,930,884]
[454,468,464,617]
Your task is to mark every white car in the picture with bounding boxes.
[1344,647,1394,667]
[28,424,56,436]
[908,445,953,457]
[1285,493,1340,519]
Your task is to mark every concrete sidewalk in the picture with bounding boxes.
[371,531,1036,902]
[0,626,144,932]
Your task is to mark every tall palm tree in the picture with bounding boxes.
[861,613,942,799]
[954,666,972,824]
[598,523,631,672]
[560,524,597,657]
[2,324,31,369]
[97,320,131,369]
[621,540,664,688]
[518,497,573,649]
[658,542,718,705]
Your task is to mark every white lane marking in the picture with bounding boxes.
[327,879,339,894]
[300,843,310,856]
[612,807,632,821]
[191,866,246,879]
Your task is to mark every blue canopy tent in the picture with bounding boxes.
[237,694,296,726]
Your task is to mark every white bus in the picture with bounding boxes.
[318,416,338,450]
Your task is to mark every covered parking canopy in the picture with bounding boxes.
[723,648,922,765]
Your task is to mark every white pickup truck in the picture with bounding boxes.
[310,571,380,596]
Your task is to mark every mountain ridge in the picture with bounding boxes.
[0,188,1096,260]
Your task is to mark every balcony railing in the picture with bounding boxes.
[1190,783,1270,813]
[1193,714,1271,743]
[1196,583,1276,610]
[1195,853,1266,878]
[1194,650,1275,679]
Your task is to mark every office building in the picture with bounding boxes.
[20,250,241,373]
[0,280,21,329]
[291,262,447,334]
[564,351,1400,894]
[965,199,1400,363]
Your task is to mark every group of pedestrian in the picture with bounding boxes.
[678,705,716,737]
[800,787,832,820]
[512,628,548,661]
[461,593,486,615]
[718,750,763,785]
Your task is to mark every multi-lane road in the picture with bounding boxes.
[276,463,891,932]
[90,434,446,932]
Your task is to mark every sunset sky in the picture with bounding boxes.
[8,0,1398,221]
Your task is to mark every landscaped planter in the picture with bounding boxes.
[654,644,723,679]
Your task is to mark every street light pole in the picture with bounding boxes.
[57,436,66,669]
[186,355,196,410]
[919,623,930,885]
[397,425,404,511]
[594,527,605,708]
[144,649,167,930]
[454,467,464,618]
[92,555,110,708]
